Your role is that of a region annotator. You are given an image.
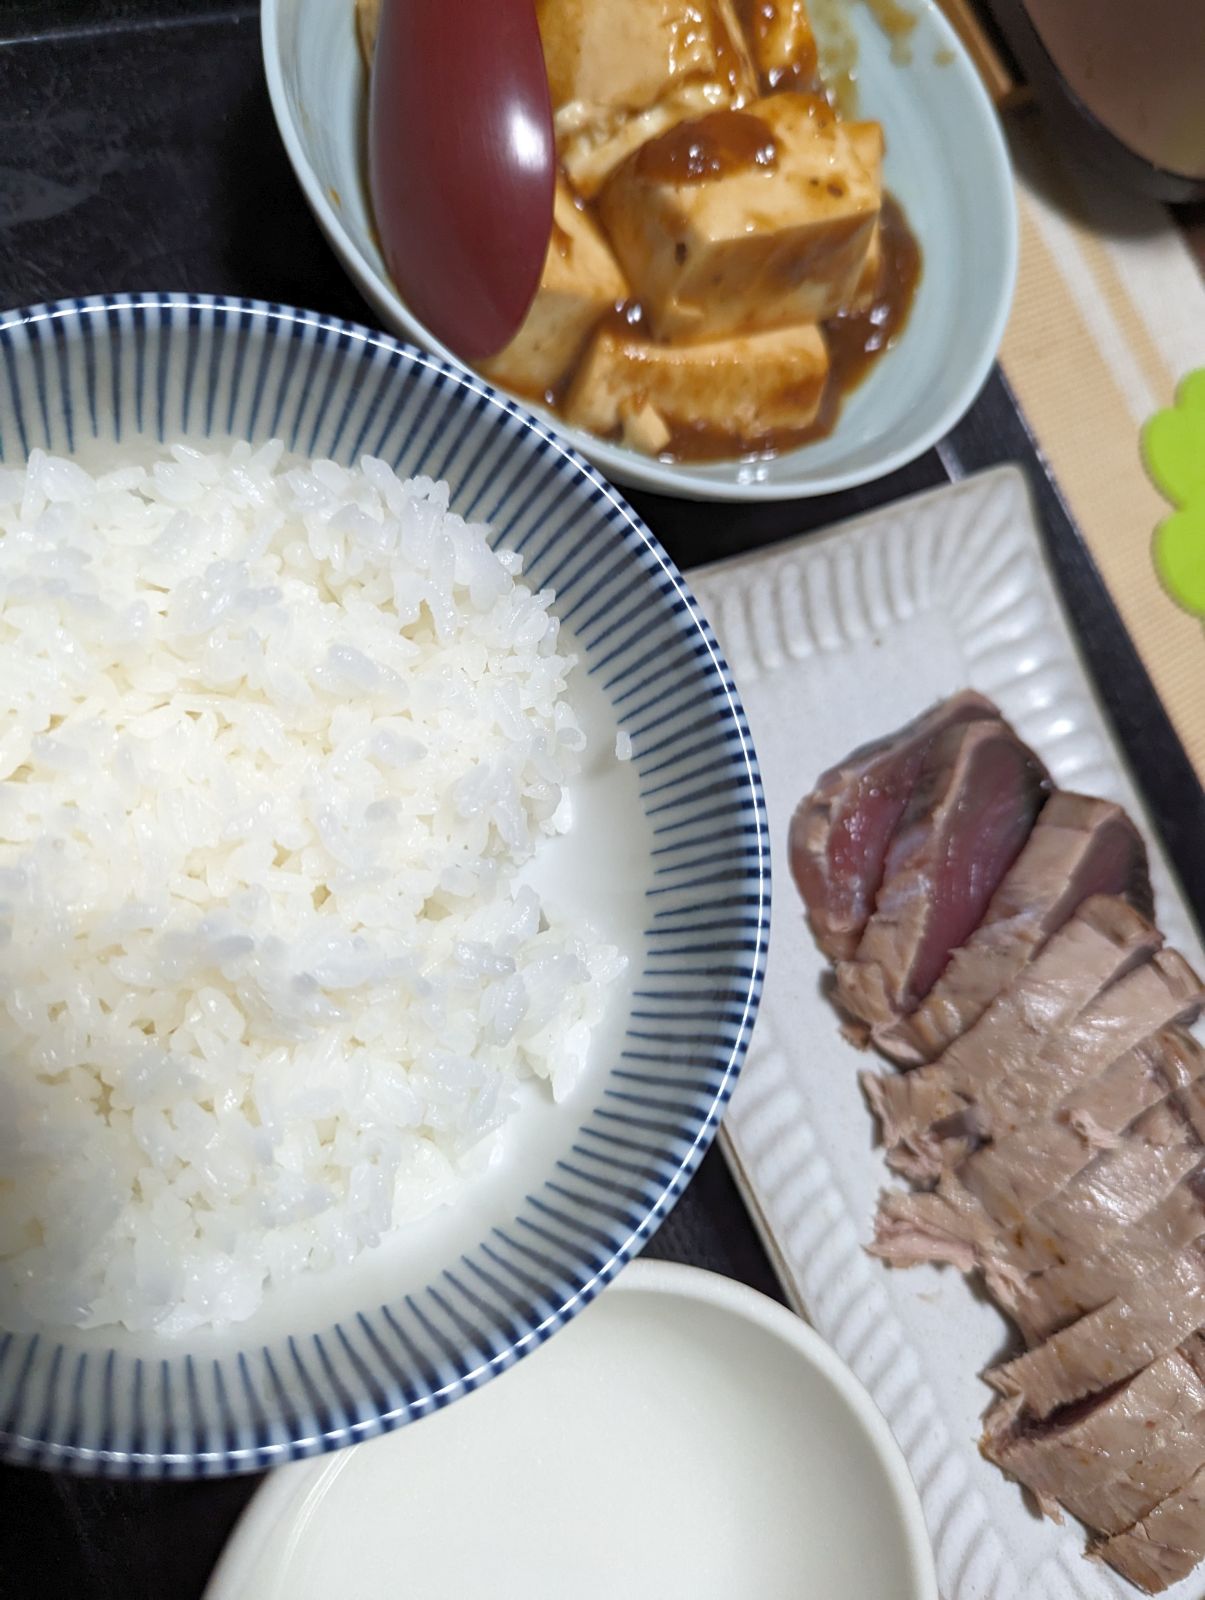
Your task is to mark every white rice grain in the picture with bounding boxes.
[0,442,622,1336]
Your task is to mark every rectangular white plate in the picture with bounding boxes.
[691,465,1205,1600]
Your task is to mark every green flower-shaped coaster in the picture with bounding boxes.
[1143,368,1205,616]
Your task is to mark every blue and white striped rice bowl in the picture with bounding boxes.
[0,295,768,1476]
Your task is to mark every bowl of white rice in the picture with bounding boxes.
[0,295,767,1476]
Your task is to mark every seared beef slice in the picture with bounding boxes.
[876,791,1152,1065]
[789,690,998,964]
[835,716,1050,1037]
[863,896,1163,1182]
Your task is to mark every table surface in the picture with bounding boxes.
[2,5,1204,1596]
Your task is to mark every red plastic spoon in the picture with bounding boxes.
[368,0,556,366]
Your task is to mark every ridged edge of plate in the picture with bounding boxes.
[696,466,1192,1600]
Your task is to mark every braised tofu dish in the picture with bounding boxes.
[357,0,921,463]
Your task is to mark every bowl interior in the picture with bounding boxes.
[204,1263,938,1600]
[263,0,1016,500]
[0,297,766,1473]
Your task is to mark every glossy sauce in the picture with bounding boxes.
[706,0,755,98]
[486,7,923,463]
[634,109,779,183]
[804,194,921,432]
[657,192,920,461]
[737,0,821,87]
[530,176,921,460]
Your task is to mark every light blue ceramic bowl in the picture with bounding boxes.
[0,295,768,1476]
[263,0,1017,501]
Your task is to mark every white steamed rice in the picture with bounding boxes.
[0,441,622,1335]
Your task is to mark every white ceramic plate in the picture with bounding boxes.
[260,0,1016,502]
[202,1259,937,1600]
[691,466,1205,1600]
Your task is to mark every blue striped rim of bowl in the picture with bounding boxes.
[0,294,769,1476]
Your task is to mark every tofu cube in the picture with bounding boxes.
[845,122,885,311]
[597,93,881,341]
[744,0,819,88]
[563,321,830,453]
[619,398,673,455]
[536,0,757,197]
[481,178,629,400]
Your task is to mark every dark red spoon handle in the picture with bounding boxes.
[368,0,556,364]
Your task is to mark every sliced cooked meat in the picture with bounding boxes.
[863,896,1163,1182]
[963,948,1202,1148]
[982,1341,1205,1537]
[789,690,998,963]
[1018,1162,1205,1343]
[961,1031,1183,1226]
[873,1156,1205,1343]
[1096,1467,1205,1594]
[871,1044,1205,1341]
[794,695,1205,1584]
[835,718,1050,1033]
[876,1036,1196,1286]
[987,1244,1205,1419]
[870,1183,984,1272]
[875,1081,1205,1325]
[875,793,1153,1065]
[1028,1080,1205,1264]
[879,1177,1204,1340]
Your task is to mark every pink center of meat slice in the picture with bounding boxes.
[910,743,1047,1001]
[824,774,917,925]
[1074,816,1153,919]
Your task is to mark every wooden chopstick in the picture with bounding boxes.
[933,0,1031,109]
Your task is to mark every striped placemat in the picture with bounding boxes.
[999,108,1205,780]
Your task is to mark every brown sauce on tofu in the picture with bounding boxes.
[377,1,924,465]
[653,193,920,461]
[709,0,756,97]
[634,110,779,184]
[766,58,823,93]
[736,0,821,86]
[525,193,921,460]
[801,192,921,436]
